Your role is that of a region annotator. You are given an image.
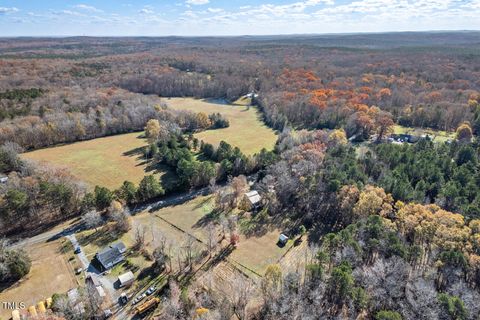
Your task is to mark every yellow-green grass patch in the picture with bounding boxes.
[0,239,77,319]
[76,213,190,274]
[166,98,277,155]
[22,132,170,190]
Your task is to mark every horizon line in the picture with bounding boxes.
[1,29,480,39]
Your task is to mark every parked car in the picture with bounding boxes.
[119,293,128,305]
[75,267,83,275]
[146,286,156,296]
[132,293,146,305]
[74,246,81,254]
[103,309,113,318]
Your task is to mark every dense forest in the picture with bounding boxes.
[1,33,480,319]
[1,33,480,150]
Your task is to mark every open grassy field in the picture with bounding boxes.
[22,132,169,190]
[393,124,456,143]
[0,239,77,319]
[167,98,277,155]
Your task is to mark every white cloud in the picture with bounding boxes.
[139,8,155,14]
[0,7,19,14]
[186,0,210,5]
[3,0,480,36]
[74,4,102,12]
[207,8,224,13]
[462,0,480,8]
[183,10,199,18]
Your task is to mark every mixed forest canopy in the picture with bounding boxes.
[1,33,480,320]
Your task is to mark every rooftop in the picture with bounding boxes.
[245,190,261,205]
[118,271,134,284]
[95,242,126,270]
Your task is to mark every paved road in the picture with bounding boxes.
[9,186,209,250]
[10,221,85,249]
[131,186,210,215]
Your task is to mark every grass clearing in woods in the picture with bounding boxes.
[393,124,456,143]
[167,98,277,155]
[22,132,172,190]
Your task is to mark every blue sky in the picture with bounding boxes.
[0,0,479,36]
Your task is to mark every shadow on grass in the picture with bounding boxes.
[123,146,147,157]
[203,245,235,271]
[192,208,222,229]
[239,213,275,238]
[77,226,124,249]
[192,196,213,210]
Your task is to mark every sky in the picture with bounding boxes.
[0,0,479,36]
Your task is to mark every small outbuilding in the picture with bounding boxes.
[278,234,289,246]
[86,274,106,301]
[240,190,262,211]
[118,271,135,288]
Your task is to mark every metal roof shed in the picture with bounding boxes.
[118,271,135,287]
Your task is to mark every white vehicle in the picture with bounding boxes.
[132,293,146,305]
[146,286,156,295]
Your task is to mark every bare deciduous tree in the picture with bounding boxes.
[83,210,103,231]
[229,276,253,320]
[134,225,146,250]
[205,223,217,257]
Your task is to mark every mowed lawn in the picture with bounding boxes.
[0,240,76,319]
[167,98,277,155]
[22,132,165,190]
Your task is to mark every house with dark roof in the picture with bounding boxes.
[93,242,126,272]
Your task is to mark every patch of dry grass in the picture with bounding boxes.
[230,230,292,276]
[153,195,215,242]
[0,239,76,319]
[22,132,168,190]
